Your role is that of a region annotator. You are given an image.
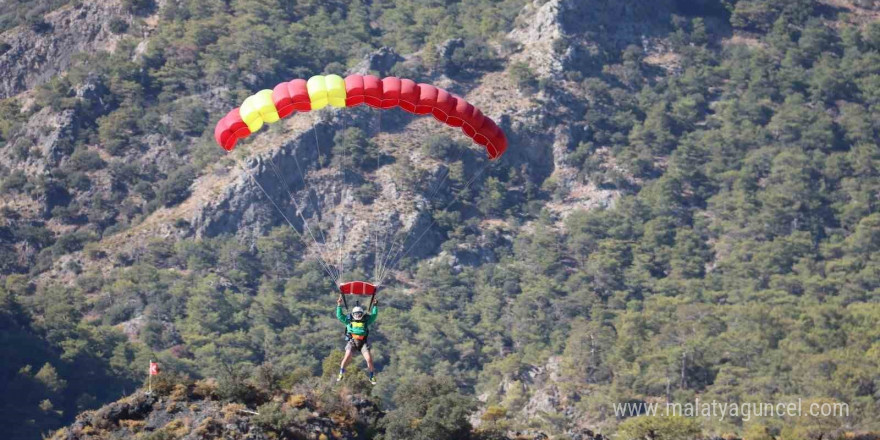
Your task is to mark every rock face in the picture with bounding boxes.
[502,0,689,220]
[508,0,677,76]
[0,0,129,98]
[508,0,567,76]
[52,388,382,440]
[0,74,112,189]
[350,46,403,75]
[192,127,324,242]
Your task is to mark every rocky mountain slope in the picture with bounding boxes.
[50,383,382,440]
[0,0,136,99]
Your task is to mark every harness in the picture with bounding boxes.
[345,315,369,342]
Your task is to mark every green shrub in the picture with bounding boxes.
[157,166,195,207]
[253,402,294,433]
[509,62,537,93]
[617,416,702,440]
[171,101,208,136]
[1,170,27,193]
[98,108,141,155]
[122,0,155,15]
[449,39,497,72]
[424,135,464,161]
[353,181,379,204]
[26,15,51,33]
[332,128,380,171]
[66,149,106,172]
[64,172,91,191]
[108,18,128,34]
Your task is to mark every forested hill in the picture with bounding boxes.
[1,0,879,439]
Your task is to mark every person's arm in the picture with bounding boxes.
[336,306,349,323]
[336,297,348,323]
[366,304,378,325]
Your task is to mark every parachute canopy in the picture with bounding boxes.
[339,281,376,295]
[214,74,508,159]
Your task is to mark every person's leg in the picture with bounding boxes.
[362,346,375,373]
[362,345,376,383]
[338,345,353,380]
[341,347,354,370]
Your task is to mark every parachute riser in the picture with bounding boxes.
[340,291,349,311]
[367,292,376,312]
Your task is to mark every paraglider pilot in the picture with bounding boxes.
[336,295,378,384]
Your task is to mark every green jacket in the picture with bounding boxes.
[336,305,378,337]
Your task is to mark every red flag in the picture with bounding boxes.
[149,362,159,376]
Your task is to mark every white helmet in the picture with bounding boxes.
[351,306,365,319]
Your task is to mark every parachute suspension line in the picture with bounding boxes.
[338,111,348,284]
[374,211,394,287]
[309,112,340,282]
[376,218,406,285]
[229,153,339,283]
[379,160,492,284]
[376,160,494,286]
[375,173,454,284]
[264,152,338,281]
[373,135,381,283]
[375,230,392,287]
[374,144,475,285]
[426,144,470,202]
[373,108,386,284]
[372,105,411,284]
[288,135,332,265]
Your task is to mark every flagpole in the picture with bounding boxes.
[148,359,152,395]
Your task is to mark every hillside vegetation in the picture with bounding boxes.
[0,0,878,439]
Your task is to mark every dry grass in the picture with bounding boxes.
[724,34,764,49]
[643,52,682,70]
[221,403,245,423]
[160,419,190,437]
[118,419,145,432]
[287,394,308,409]
[192,378,218,400]
[169,383,189,403]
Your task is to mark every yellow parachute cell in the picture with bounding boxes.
[239,89,279,132]
[325,75,346,107]
[307,74,346,110]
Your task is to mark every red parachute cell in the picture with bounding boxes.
[477,118,504,159]
[485,121,508,159]
[446,97,472,128]
[398,79,419,113]
[272,79,310,119]
[414,84,439,115]
[461,106,486,139]
[214,108,250,151]
[473,117,495,147]
[362,75,383,108]
[344,74,366,107]
[339,281,376,295]
[432,89,455,123]
[380,77,401,109]
[272,82,295,118]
